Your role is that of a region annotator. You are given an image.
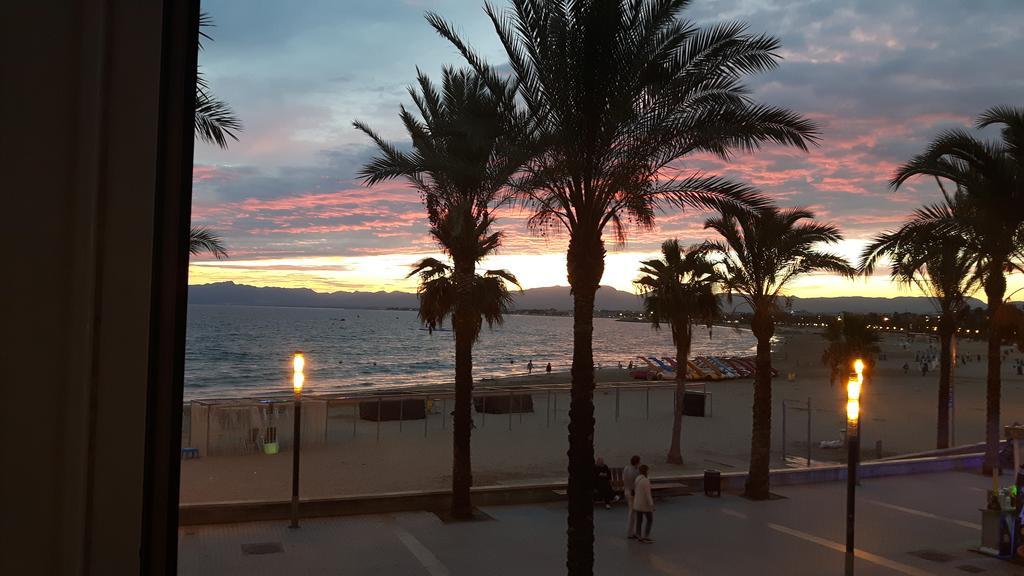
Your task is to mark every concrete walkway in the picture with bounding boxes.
[178,471,1024,575]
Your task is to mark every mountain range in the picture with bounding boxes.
[188,281,995,314]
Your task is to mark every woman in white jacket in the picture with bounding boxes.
[633,464,655,543]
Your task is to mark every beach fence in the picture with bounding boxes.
[180,382,705,457]
[187,398,327,457]
[778,395,894,467]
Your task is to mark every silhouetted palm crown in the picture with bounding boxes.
[355,67,523,253]
[888,106,1024,285]
[429,0,819,247]
[820,314,880,385]
[635,240,720,343]
[407,254,519,342]
[705,206,854,308]
[861,225,978,320]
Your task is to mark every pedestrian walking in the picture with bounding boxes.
[545,362,552,374]
[623,455,641,538]
[633,464,655,543]
[527,360,534,374]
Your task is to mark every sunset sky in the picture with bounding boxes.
[190,0,1024,300]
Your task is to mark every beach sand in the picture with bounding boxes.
[179,327,1024,504]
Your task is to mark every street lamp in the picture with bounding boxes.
[845,358,864,575]
[290,351,304,529]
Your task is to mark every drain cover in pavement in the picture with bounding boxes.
[908,549,955,563]
[241,542,283,555]
[956,565,985,573]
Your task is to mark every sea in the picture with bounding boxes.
[184,304,760,400]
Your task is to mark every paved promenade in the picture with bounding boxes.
[179,470,1024,575]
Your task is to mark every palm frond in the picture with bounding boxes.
[194,71,242,149]
[188,227,228,259]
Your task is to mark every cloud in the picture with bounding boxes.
[191,0,1024,294]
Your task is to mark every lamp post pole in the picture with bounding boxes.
[845,359,864,575]
[290,352,305,529]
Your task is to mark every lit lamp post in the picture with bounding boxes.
[290,351,304,529]
[845,358,864,575]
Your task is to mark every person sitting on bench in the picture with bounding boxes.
[594,456,616,509]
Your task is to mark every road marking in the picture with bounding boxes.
[721,508,748,520]
[864,499,981,530]
[649,553,694,575]
[767,523,935,576]
[394,526,450,576]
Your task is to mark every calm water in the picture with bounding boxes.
[184,304,759,399]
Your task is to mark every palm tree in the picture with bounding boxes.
[819,313,880,386]
[354,67,524,518]
[861,221,979,449]
[189,13,242,258]
[635,240,720,465]
[706,206,853,499]
[889,106,1024,471]
[427,4,817,569]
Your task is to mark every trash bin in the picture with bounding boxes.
[682,391,706,417]
[704,469,721,497]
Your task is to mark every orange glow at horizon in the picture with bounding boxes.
[187,243,1023,302]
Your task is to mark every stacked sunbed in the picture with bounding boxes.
[632,355,771,381]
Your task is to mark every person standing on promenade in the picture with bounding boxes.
[623,455,641,538]
[545,362,552,374]
[633,464,655,543]
[527,360,534,374]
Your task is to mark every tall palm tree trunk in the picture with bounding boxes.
[936,317,954,449]
[667,326,692,465]
[983,269,1007,474]
[566,234,604,576]
[451,258,475,519]
[745,307,774,500]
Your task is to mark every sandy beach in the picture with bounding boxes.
[179,327,1024,504]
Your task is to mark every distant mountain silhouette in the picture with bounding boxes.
[188,281,643,311]
[188,282,998,314]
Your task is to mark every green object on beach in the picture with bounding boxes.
[263,442,279,455]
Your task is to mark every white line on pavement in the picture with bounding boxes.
[767,523,935,576]
[864,498,981,530]
[720,508,749,520]
[649,553,694,576]
[394,526,451,576]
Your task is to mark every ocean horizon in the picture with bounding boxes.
[184,304,761,400]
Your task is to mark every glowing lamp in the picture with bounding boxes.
[292,352,305,393]
[847,358,863,423]
[847,377,861,402]
[846,398,860,421]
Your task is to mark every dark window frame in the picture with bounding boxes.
[141,1,200,573]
